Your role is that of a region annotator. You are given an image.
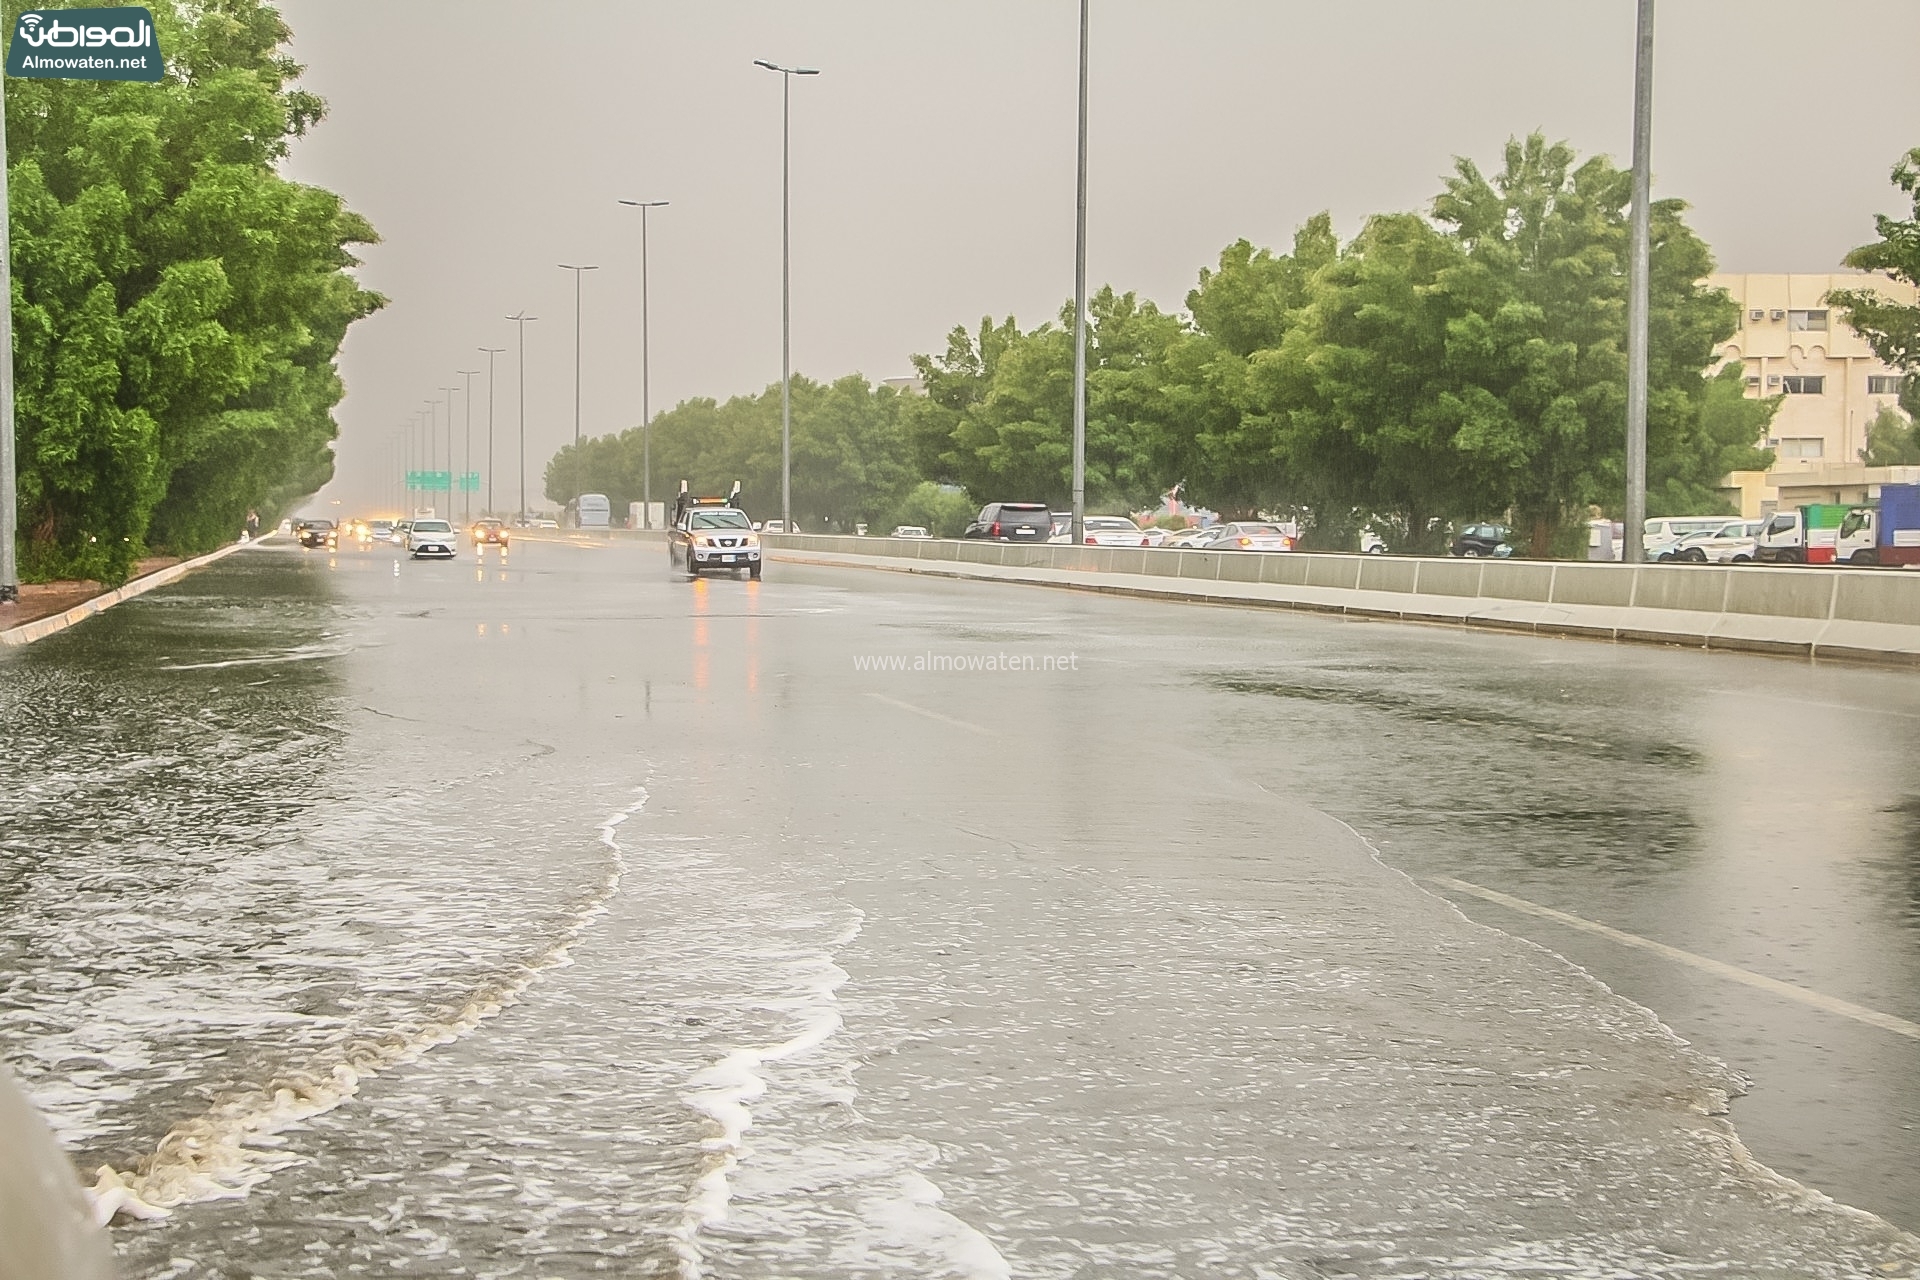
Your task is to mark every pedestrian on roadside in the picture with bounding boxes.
[245,509,260,541]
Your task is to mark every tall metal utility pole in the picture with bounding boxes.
[1070,0,1090,547]
[457,370,478,522]
[619,199,669,528]
[425,399,444,516]
[480,346,505,516]
[1623,0,1655,563]
[0,78,15,604]
[755,59,820,533]
[438,386,458,500]
[507,312,538,520]
[558,264,598,516]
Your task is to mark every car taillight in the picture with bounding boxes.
[1139,537,1149,546]
[1085,536,1096,544]
[990,521,1001,538]
[1238,537,1252,547]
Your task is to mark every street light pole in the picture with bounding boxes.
[457,370,478,522]
[480,347,505,516]
[558,264,598,516]
[1623,0,1655,564]
[439,387,458,509]
[755,59,820,532]
[507,312,538,521]
[1070,0,1089,547]
[619,199,669,529]
[427,398,445,516]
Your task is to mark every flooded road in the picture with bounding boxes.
[1,536,1917,1278]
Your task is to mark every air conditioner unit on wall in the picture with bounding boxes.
[1746,376,1760,386]
[1768,375,1780,386]
[1770,309,1785,320]
[1748,309,1765,321]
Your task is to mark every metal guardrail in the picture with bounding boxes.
[762,534,1920,665]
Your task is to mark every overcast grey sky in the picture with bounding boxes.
[280,1,1920,516]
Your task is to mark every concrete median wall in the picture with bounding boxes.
[762,534,1920,667]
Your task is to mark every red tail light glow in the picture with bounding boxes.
[990,521,1001,538]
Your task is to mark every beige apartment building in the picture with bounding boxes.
[1708,272,1916,469]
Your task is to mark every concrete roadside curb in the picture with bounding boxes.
[1,537,266,648]
[768,547,1920,670]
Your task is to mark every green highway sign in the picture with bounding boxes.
[459,472,480,493]
[6,7,163,81]
[406,470,452,491]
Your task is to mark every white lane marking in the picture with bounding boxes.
[865,692,990,736]
[1429,875,1920,1043]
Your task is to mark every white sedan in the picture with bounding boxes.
[406,518,457,559]
[1669,519,1765,564]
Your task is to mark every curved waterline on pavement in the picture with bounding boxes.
[85,788,650,1225]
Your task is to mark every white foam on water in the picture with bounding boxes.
[83,788,652,1226]
[667,914,863,1276]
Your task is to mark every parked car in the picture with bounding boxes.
[1210,522,1298,551]
[891,525,932,539]
[964,502,1052,541]
[1670,519,1765,564]
[1361,530,1388,554]
[470,517,510,547]
[406,518,457,559]
[1074,516,1153,546]
[761,519,787,534]
[1450,523,1512,557]
[1165,526,1220,548]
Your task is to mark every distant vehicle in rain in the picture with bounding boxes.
[891,526,932,539]
[574,494,611,529]
[470,518,509,547]
[297,519,338,550]
[407,518,457,559]
[670,485,761,580]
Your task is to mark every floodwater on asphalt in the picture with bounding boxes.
[0,538,1916,1279]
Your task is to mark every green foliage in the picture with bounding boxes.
[1831,147,1920,422]
[545,374,917,533]
[1862,403,1920,466]
[7,0,381,583]
[558,133,1774,560]
[883,481,975,538]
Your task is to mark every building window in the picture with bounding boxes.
[1778,438,1825,459]
[1787,309,1829,331]
[1868,374,1903,395]
[1780,376,1825,394]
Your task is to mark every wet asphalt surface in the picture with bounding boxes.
[1,533,1918,1278]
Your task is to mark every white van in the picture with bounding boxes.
[575,493,611,529]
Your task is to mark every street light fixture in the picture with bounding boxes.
[480,347,505,516]
[559,264,598,518]
[619,199,669,528]
[1623,0,1655,563]
[439,386,459,506]
[478,351,503,514]
[507,312,538,521]
[755,58,820,533]
[456,370,479,522]
[1070,0,1089,547]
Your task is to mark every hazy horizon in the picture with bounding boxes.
[277,1,1920,516]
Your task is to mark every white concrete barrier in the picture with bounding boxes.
[763,535,1920,667]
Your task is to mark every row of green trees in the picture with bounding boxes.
[551,134,1783,555]
[9,0,380,584]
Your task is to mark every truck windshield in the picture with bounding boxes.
[692,510,751,530]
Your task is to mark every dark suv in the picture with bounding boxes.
[963,502,1052,541]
